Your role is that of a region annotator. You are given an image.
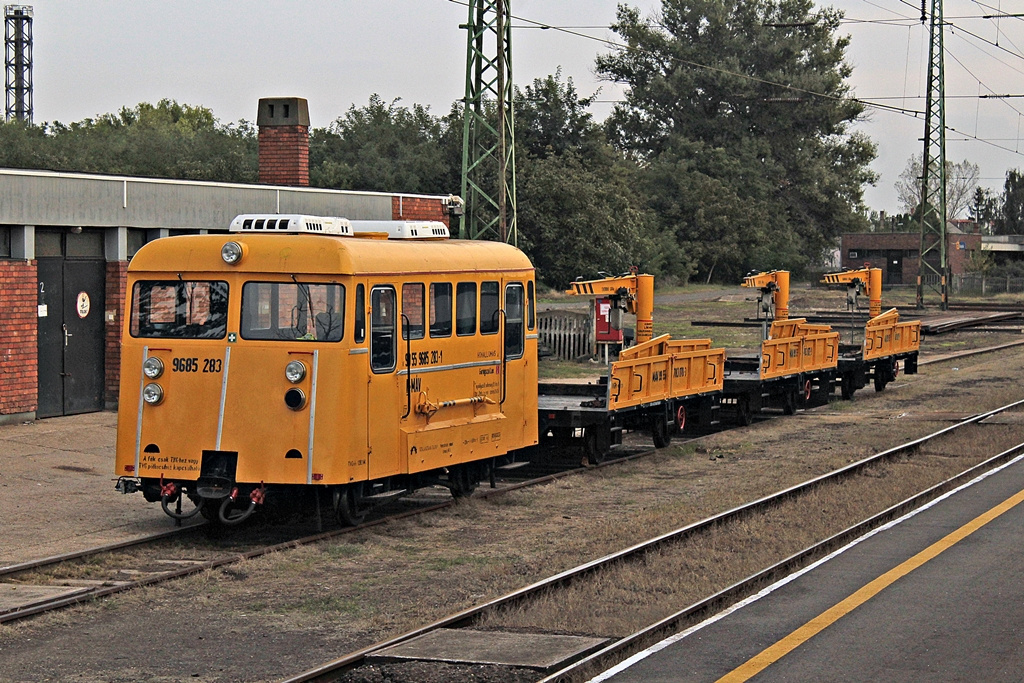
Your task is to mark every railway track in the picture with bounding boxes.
[0,446,659,626]
[285,397,1024,683]
[1,339,1011,628]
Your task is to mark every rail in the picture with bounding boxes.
[283,397,1024,682]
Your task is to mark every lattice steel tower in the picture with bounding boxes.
[460,0,517,243]
[4,4,33,123]
[916,0,947,310]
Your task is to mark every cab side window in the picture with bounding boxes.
[505,283,524,358]
[527,280,536,331]
[430,283,453,337]
[480,281,500,335]
[456,282,476,336]
[354,284,366,343]
[370,286,396,372]
[402,283,425,340]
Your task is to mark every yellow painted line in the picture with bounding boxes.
[718,486,1024,683]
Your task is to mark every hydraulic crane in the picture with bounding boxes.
[566,269,655,344]
[741,270,790,321]
[820,267,883,318]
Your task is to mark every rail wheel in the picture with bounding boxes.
[841,374,855,400]
[874,361,893,392]
[333,484,367,526]
[810,379,828,405]
[782,390,798,415]
[736,396,753,426]
[584,425,610,465]
[449,464,479,498]
[651,413,672,448]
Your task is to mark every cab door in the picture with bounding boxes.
[366,285,401,478]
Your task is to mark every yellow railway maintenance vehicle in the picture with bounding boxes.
[721,317,840,425]
[114,215,538,525]
[821,267,921,398]
[538,334,725,462]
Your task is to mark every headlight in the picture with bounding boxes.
[221,241,244,265]
[142,383,164,405]
[285,360,307,383]
[142,357,164,379]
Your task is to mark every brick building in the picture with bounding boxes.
[0,97,457,424]
[840,229,983,285]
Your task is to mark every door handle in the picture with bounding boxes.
[62,323,73,347]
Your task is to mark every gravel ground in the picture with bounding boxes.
[1,344,1023,682]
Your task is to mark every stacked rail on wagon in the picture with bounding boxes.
[538,335,725,462]
[722,319,840,425]
[835,307,921,399]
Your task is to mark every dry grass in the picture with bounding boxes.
[3,339,1024,682]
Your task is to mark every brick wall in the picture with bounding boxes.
[0,259,38,416]
[105,261,128,408]
[258,125,310,186]
[392,196,450,227]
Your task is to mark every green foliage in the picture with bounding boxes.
[309,95,455,194]
[998,169,1024,235]
[512,72,672,288]
[0,100,257,181]
[596,0,875,281]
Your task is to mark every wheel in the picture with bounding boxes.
[812,376,833,404]
[449,464,478,498]
[782,390,797,415]
[333,484,367,526]
[802,380,812,403]
[584,426,610,465]
[736,396,753,426]
[651,412,672,448]
[841,374,855,400]
[874,361,892,392]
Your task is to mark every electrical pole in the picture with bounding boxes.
[916,0,948,310]
[460,0,517,244]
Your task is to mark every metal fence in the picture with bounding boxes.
[538,310,593,360]
[952,274,1024,296]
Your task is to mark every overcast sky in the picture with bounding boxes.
[18,0,1024,214]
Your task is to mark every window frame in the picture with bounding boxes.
[504,282,525,360]
[456,282,477,337]
[429,282,453,338]
[401,282,426,341]
[370,285,397,374]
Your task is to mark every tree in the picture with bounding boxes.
[0,100,257,182]
[998,169,1024,235]
[969,187,1000,233]
[309,95,454,195]
[894,154,979,220]
[595,0,875,281]
[511,71,673,287]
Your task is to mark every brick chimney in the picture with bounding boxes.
[257,97,310,186]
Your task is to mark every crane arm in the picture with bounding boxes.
[820,267,882,317]
[566,272,655,343]
[741,270,790,320]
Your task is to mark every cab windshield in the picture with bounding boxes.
[130,280,229,339]
[241,282,345,342]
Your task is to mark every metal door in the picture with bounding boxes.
[36,257,106,417]
[886,251,904,285]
